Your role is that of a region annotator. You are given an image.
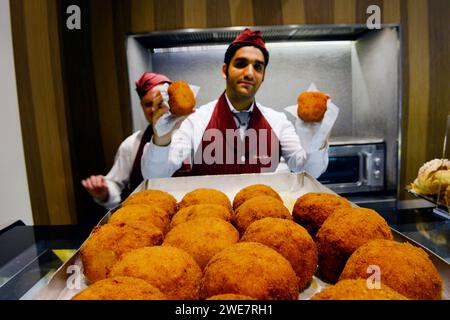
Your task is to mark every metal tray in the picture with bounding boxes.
[33,172,449,300]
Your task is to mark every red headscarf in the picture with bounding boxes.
[231,28,267,51]
[135,72,172,98]
[226,28,269,65]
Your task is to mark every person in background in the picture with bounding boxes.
[142,28,331,179]
[81,72,173,209]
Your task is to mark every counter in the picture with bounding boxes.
[0,224,90,300]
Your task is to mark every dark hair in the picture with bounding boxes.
[224,43,269,75]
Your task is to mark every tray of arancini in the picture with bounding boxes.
[33,172,449,300]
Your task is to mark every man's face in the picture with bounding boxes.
[223,46,265,101]
[140,87,159,124]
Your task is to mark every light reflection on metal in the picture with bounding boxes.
[153,41,352,53]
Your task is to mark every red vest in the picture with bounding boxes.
[175,92,280,176]
[121,125,153,199]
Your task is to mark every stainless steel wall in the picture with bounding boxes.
[149,42,353,139]
[127,27,400,191]
[352,28,400,190]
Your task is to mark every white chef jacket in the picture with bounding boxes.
[141,98,329,179]
[95,130,145,209]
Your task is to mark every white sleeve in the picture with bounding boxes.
[278,117,307,171]
[302,143,329,178]
[141,120,194,179]
[95,139,135,209]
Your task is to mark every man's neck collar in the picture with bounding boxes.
[224,92,254,113]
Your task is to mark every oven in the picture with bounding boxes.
[317,140,386,194]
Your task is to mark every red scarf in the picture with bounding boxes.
[121,125,153,199]
[175,92,280,176]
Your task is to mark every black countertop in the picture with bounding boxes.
[0,201,448,300]
[0,224,90,300]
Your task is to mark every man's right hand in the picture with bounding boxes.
[150,89,192,146]
[81,175,109,202]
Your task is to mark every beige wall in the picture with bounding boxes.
[0,0,33,227]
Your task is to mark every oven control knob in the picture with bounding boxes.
[374,170,381,179]
[374,157,381,167]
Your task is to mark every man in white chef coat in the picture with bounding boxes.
[81,72,174,209]
[142,28,330,179]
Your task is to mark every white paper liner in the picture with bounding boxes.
[154,83,200,136]
[284,82,339,152]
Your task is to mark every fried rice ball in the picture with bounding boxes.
[316,207,393,283]
[110,246,202,300]
[72,276,167,300]
[170,204,232,229]
[163,217,239,270]
[80,221,163,283]
[241,218,317,290]
[178,188,232,212]
[233,184,282,210]
[292,192,352,237]
[311,279,408,300]
[168,80,196,116]
[340,239,443,300]
[201,242,299,300]
[109,204,170,235]
[297,91,329,122]
[207,294,256,300]
[122,189,178,217]
[234,195,292,234]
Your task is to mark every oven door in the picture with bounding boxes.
[317,154,364,192]
[318,144,375,193]
[318,143,386,193]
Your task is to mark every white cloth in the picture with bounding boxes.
[141,98,329,179]
[95,130,144,209]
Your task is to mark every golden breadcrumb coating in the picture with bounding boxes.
[340,239,443,300]
[297,91,329,122]
[163,217,239,270]
[109,204,170,235]
[170,204,232,229]
[241,217,317,290]
[110,246,202,300]
[178,188,232,212]
[168,80,196,116]
[207,294,256,300]
[72,276,167,300]
[201,242,299,300]
[80,221,163,283]
[292,192,352,237]
[233,184,282,210]
[311,279,408,300]
[234,195,292,234]
[315,207,393,283]
[122,189,178,217]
